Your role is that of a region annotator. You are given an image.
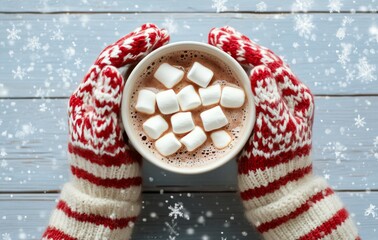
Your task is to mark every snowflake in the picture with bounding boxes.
[256,2,267,12]
[354,114,366,128]
[12,66,26,80]
[292,0,313,12]
[57,68,73,82]
[355,57,376,83]
[373,136,378,147]
[342,16,354,26]
[26,36,41,51]
[369,25,378,43]
[162,18,178,34]
[15,123,37,139]
[0,159,8,168]
[211,0,227,13]
[2,233,11,240]
[328,0,343,13]
[336,27,346,40]
[364,204,377,218]
[51,29,64,40]
[6,25,21,40]
[168,202,184,219]
[165,220,179,237]
[0,149,7,157]
[74,58,82,68]
[57,118,66,131]
[337,43,352,66]
[294,15,315,39]
[39,103,47,112]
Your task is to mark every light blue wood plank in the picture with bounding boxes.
[1,96,377,191]
[0,13,377,97]
[0,0,376,12]
[0,192,376,239]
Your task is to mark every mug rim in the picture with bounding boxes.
[121,41,255,174]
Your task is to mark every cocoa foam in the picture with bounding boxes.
[128,50,249,168]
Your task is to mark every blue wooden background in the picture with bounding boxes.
[0,1,377,239]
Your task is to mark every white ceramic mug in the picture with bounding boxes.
[121,41,255,174]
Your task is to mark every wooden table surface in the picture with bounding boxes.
[1,1,377,239]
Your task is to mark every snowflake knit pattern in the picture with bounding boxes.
[42,23,169,240]
[209,26,360,240]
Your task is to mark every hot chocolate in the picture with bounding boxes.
[128,50,250,168]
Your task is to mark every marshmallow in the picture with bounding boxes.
[171,112,195,134]
[180,127,207,152]
[198,84,221,106]
[200,106,228,132]
[210,130,232,149]
[135,89,156,114]
[142,115,169,140]
[187,62,214,88]
[154,63,184,88]
[220,86,245,108]
[177,85,201,111]
[155,132,182,156]
[156,89,180,115]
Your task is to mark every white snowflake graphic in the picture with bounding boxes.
[364,204,377,218]
[39,103,48,112]
[374,136,378,147]
[256,2,267,12]
[355,57,376,83]
[6,25,21,40]
[74,58,82,68]
[162,18,178,34]
[12,66,26,80]
[211,0,228,13]
[15,123,37,139]
[0,149,7,157]
[337,43,352,66]
[168,202,184,219]
[328,0,343,13]
[292,0,313,12]
[354,114,366,128]
[26,36,41,51]
[294,15,315,39]
[2,233,12,240]
[336,27,346,40]
[51,28,64,40]
[0,159,8,168]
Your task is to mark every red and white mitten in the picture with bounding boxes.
[209,26,360,240]
[42,23,169,240]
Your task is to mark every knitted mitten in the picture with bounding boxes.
[209,26,360,240]
[42,23,169,240]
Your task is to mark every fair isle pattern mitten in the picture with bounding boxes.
[42,24,169,240]
[209,26,360,240]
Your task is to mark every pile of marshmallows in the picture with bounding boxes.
[135,62,245,157]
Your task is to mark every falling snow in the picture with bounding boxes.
[168,202,184,219]
[328,0,343,13]
[294,15,315,39]
[364,204,377,218]
[354,114,366,128]
[211,0,228,13]
[356,57,376,83]
[12,66,26,80]
[25,36,41,51]
[6,25,21,40]
[1,1,378,238]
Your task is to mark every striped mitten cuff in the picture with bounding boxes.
[242,176,359,239]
